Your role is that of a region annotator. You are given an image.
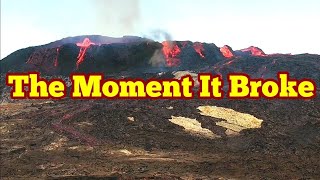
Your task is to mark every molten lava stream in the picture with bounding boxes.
[220,46,234,58]
[223,60,234,66]
[162,41,181,67]
[51,105,98,146]
[76,38,95,69]
[241,46,266,57]
[193,43,205,58]
[54,47,60,67]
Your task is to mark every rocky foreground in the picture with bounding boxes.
[1,96,319,179]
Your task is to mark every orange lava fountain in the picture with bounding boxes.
[162,41,181,67]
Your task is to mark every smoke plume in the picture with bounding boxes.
[147,30,176,67]
[93,0,140,36]
[145,29,173,42]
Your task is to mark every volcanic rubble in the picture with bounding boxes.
[0,35,320,179]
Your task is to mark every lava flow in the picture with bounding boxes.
[54,48,60,67]
[76,38,95,69]
[193,42,205,58]
[162,41,181,67]
[220,45,234,58]
[241,46,266,56]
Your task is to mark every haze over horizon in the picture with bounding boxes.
[1,0,320,59]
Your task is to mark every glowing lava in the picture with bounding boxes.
[162,41,181,67]
[76,38,95,69]
[54,48,60,67]
[220,45,234,58]
[224,60,235,65]
[193,43,205,58]
[241,46,266,56]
